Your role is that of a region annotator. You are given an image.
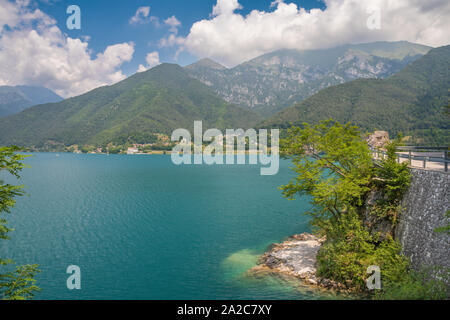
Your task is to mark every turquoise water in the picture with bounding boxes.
[1,153,317,300]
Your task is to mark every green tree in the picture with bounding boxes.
[368,139,412,226]
[280,120,435,296]
[0,146,40,300]
[280,120,374,233]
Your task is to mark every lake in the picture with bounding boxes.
[1,153,319,300]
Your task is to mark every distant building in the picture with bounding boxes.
[127,147,139,155]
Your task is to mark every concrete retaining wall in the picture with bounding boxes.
[396,169,449,274]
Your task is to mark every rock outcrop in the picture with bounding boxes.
[252,233,322,280]
[250,233,350,292]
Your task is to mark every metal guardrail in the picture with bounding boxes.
[371,146,450,172]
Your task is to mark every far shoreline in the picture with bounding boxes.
[21,150,271,156]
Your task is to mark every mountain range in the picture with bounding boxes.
[0,64,260,150]
[0,85,62,117]
[263,45,450,145]
[186,41,432,116]
[0,41,447,150]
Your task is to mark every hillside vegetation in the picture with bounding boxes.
[0,64,260,150]
[263,45,450,145]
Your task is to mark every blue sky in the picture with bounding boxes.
[37,0,325,74]
[1,0,449,97]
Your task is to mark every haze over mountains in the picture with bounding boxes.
[186,41,432,116]
[263,45,450,145]
[0,85,62,117]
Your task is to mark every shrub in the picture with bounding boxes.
[316,209,409,291]
[376,268,448,300]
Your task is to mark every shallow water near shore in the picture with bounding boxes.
[1,153,323,300]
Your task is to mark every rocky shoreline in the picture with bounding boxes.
[249,233,354,293]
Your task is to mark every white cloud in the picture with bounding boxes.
[137,51,161,72]
[159,33,185,48]
[146,51,161,67]
[159,15,184,60]
[181,0,450,67]
[137,64,148,73]
[212,0,242,16]
[129,6,151,25]
[270,0,284,8]
[129,6,161,26]
[0,0,134,98]
[164,15,181,34]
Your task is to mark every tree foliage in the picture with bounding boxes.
[316,209,409,291]
[375,267,448,300]
[281,120,445,299]
[0,146,40,300]
[0,265,40,300]
[373,140,411,202]
[280,120,374,232]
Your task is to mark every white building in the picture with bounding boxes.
[127,147,139,155]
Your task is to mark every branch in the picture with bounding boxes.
[311,152,348,178]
